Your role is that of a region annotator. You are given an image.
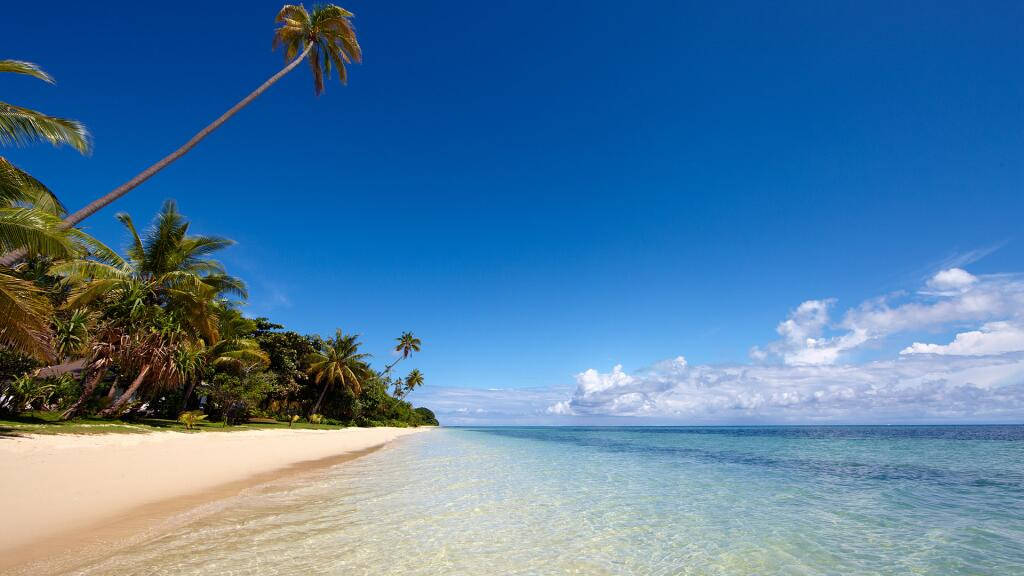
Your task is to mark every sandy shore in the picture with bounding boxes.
[0,427,427,571]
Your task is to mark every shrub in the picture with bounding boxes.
[177,410,207,431]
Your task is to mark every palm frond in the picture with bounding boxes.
[115,212,146,265]
[0,102,91,154]
[0,60,55,83]
[0,271,54,361]
[0,156,63,213]
[0,207,76,257]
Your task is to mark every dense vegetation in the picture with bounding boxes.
[0,4,438,430]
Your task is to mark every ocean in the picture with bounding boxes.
[53,426,1024,575]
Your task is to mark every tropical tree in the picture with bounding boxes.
[384,331,420,376]
[54,200,246,339]
[179,309,270,410]
[0,4,361,267]
[403,369,424,398]
[1,60,90,359]
[97,327,182,417]
[55,201,245,418]
[305,329,370,416]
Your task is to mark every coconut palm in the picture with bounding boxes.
[179,309,270,410]
[0,4,361,269]
[305,329,370,416]
[383,331,421,376]
[1,60,90,359]
[55,202,245,418]
[403,369,424,398]
[54,200,246,341]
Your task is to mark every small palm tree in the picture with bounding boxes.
[177,409,207,431]
[383,331,421,376]
[305,329,370,416]
[403,369,424,397]
[0,4,361,268]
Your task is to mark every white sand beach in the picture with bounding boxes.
[0,427,426,570]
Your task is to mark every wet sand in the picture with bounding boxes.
[0,427,428,572]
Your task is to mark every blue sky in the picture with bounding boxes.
[6,1,1024,424]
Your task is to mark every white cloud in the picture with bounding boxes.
[926,267,978,292]
[547,266,1024,423]
[546,401,575,415]
[422,265,1024,425]
[901,321,1024,356]
[550,353,1024,423]
[753,268,1024,366]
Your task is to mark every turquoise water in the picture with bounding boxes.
[49,426,1024,575]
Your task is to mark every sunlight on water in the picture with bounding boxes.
[48,427,1024,575]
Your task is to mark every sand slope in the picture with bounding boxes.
[0,427,425,568]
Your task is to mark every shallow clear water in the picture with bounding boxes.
[54,427,1024,575]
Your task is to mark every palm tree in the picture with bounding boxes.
[54,200,246,340]
[403,369,424,398]
[305,329,370,416]
[0,4,361,267]
[1,59,90,359]
[55,202,245,418]
[383,331,421,376]
[97,328,182,417]
[179,309,270,410]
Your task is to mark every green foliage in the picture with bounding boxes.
[305,329,371,416]
[53,308,91,361]
[273,4,362,94]
[204,371,276,425]
[47,373,81,409]
[177,409,207,431]
[413,407,439,426]
[0,348,38,383]
[0,374,54,414]
[309,413,323,426]
[254,322,314,400]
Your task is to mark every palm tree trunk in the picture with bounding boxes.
[60,368,106,420]
[106,377,119,398]
[180,379,198,411]
[310,381,330,417]
[99,364,150,417]
[383,357,403,377]
[0,43,315,267]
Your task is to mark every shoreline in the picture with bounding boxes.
[0,426,429,572]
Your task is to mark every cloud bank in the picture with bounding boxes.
[548,268,1024,423]
[422,267,1024,425]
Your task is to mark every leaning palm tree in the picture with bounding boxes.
[402,369,424,398]
[383,331,421,376]
[305,329,370,416]
[0,4,361,267]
